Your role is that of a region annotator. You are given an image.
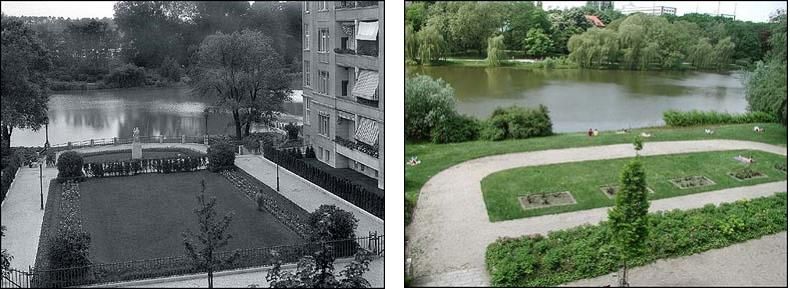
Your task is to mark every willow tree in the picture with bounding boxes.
[713,37,736,70]
[486,34,505,67]
[688,38,714,69]
[191,29,292,139]
[417,24,446,65]
[406,24,419,63]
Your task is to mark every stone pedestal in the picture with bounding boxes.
[132,142,142,159]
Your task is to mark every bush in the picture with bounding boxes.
[662,110,776,127]
[405,75,457,141]
[57,151,84,180]
[486,192,788,287]
[430,113,480,144]
[481,105,553,141]
[284,123,300,140]
[307,204,358,242]
[159,56,182,82]
[305,146,316,159]
[49,229,92,269]
[207,142,236,172]
[106,64,146,88]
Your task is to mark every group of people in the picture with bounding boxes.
[587,128,599,137]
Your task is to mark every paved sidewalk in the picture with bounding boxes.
[235,155,384,237]
[0,165,58,270]
[563,231,788,287]
[407,140,788,286]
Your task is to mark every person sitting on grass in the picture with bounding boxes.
[593,129,599,136]
[705,128,715,135]
[588,128,593,137]
[754,126,765,133]
[640,132,652,138]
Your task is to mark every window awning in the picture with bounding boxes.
[351,70,379,100]
[356,21,379,41]
[354,117,379,146]
[338,110,355,120]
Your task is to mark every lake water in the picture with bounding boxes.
[11,87,303,147]
[407,66,749,133]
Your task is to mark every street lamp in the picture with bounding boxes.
[44,122,50,149]
[39,162,43,210]
[276,163,280,192]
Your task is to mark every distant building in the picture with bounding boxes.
[586,1,613,10]
[620,5,677,16]
[584,15,606,27]
[302,1,384,190]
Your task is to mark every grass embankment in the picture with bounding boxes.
[405,123,788,224]
[485,192,788,287]
[482,150,787,221]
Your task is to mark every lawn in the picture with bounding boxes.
[482,150,788,221]
[77,171,305,263]
[405,123,788,223]
[82,148,204,163]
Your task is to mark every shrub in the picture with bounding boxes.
[481,105,553,141]
[430,113,480,144]
[49,229,92,269]
[284,123,300,140]
[405,75,457,141]
[57,151,84,180]
[305,146,316,159]
[207,142,236,172]
[662,110,776,127]
[105,64,146,88]
[486,192,788,287]
[159,56,182,82]
[307,205,358,242]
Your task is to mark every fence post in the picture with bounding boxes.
[160,136,164,144]
[181,135,185,144]
[113,137,117,145]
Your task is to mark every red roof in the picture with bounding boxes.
[585,15,605,27]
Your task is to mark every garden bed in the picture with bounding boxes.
[668,175,716,189]
[728,167,768,181]
[775,162,787,173]
[518,191,576,210]
[598,184,654,198]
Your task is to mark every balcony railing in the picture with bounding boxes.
[335,136,379,158]
[335,1,378,9]
[356,97,379,108]
[334,46,378,57]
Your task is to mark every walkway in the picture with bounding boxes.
[0,165,58,270]
[406,140,788,286]
[235,155,384,236]
[563,231,787,287]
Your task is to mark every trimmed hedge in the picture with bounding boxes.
[263,146,384,219]
[486,192,788,287]
[663,110,776,127]
[82,156,208,177]
[57,151,85,180]
[481,105,553,141]
[207,142,236,172]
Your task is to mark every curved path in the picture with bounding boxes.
[406,140,787,286]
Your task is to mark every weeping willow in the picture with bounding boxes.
[417,24,447,65]
[486,34,506,67]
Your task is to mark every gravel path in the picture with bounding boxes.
[406,140,787,286]
[563,231,787,287]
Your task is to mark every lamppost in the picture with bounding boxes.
[276,163,280,192]
[44,122,50,149]
[39,162,43,210]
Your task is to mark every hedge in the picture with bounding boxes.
[263,146,384,219]
[82,156,208,178]
[486,192,788,287]
[481,105,553,141]
[663,110,776,127]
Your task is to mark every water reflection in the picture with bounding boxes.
[11,87,303,147]
[407,66,747,132]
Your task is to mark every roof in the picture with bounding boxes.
[585,15,605,27]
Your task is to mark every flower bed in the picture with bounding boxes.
[775,163,787,173]
[599,184,655,198]
[517,191,576,210]
[728,167,767,181]
[668,175,716,189]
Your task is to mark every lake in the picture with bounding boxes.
[407,66,749,133]
[11,87,303,147]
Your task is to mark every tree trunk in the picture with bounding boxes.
[620,260,629,287]
[2,126,12,153]
[232,109,242,140]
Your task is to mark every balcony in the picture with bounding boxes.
[334,1,379,21]
[335,50,378,71]
[335,136,379,158]
[356,97,379,108]
[335,1,378,9]
[335,137,379,169]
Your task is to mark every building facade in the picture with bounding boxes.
[620,5,677,16]
[302,1,384,190]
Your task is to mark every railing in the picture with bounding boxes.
[356,97,379,108]
[2,268,34,288]
[50,135,208,150]
[334,46,379,58]
[335,1,378,9]
[23,234,382,288]
[335,136,379,158]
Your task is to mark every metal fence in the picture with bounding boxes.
[2,233,382,288]
[50,135,208,150]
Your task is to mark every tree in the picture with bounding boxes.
[608,143,650,286]
[182,180,237,288]
[405,2,428,31]
[417,24,447,65]
[486,34,506,67]
[523,28,553,58]
[632,136,643,155]
[405,75,456,141]
[405,24,419,63]
[713,37,735,70]
[746,9,787,125]
[113,1,195,67]
[1,15,52,151]
[191,30,292,139]
[501,2,550,51]
[448,2,501,56]
[307,205,358,242]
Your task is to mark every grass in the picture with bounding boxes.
[75,171,304,263]
[81,148,205,163]
[481,150,787,221]
[486,192,788,287]
[405,123,788,224]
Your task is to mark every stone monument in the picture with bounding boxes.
[132,127,142,159]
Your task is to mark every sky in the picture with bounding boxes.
[1,1,787,22]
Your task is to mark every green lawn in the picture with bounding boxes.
[482,150,788,221]
[405,123,788,223]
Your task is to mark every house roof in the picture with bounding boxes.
[585,15,605,27]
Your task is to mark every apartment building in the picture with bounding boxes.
[302,1,384,190]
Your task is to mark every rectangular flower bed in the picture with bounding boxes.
[728,167,768,181]
[669,175,716,189]
[599,184,655,199]
[518,191,576,210]
[775,163,787,173]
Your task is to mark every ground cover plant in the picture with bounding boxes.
[405,123,787,224]
[668,175,716,189]
[663,110,776,127]
[485,192,788,287]
[480,150,786,221]
[728,167,767,181]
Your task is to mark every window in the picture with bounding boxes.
[319,114,329,136]
[304,99,311,125]
[304,24,309,50]
[324,148,330,161]
[318,70,329,94]
[318,29,329,52]
[304,2,310,13]
[318,1,327,11]
[341,37,348,50]
[341,80,349,96]
[304,61,310,87]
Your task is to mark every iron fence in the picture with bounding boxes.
[51,135,208,150]
[8,234,382,288]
